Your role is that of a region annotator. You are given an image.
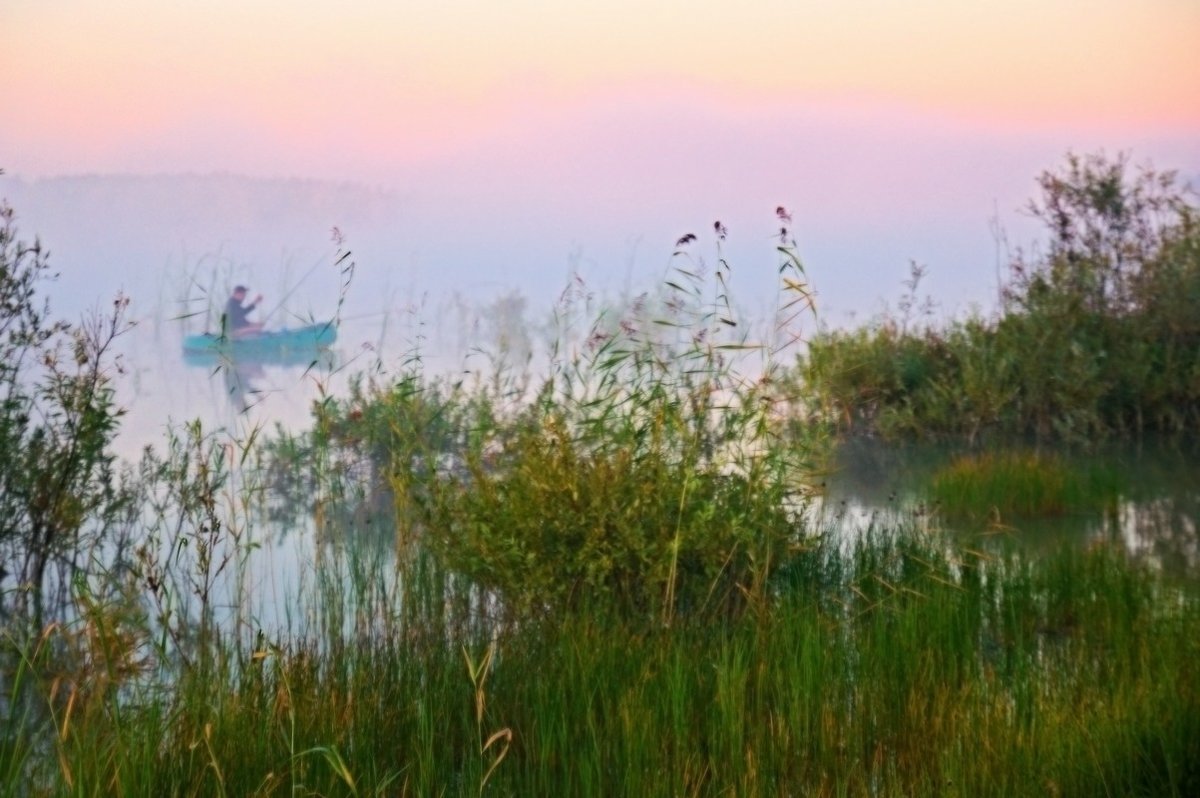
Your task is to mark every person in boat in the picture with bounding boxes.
[224,285,265,336]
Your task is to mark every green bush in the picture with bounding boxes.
[927,450,1121,520]
[283,223,822,624]
[799,153,1200,443]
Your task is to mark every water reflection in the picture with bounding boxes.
[818,439,1200,576]
[1106,496,1199,573]
[182,346,339,411]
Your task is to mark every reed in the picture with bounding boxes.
[6,534,1196,796]
[928,449,1121,519]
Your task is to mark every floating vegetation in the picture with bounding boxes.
[928,450,1122,520]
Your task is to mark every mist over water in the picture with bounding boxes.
[2,109,1198,459]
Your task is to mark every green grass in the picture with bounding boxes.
[928,450,1122,520]
[5,537,1198,796]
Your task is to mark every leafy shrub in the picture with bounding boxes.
[799,153,1200,443]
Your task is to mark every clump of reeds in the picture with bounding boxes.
[313,213,824,626]
[928,449,1121,519]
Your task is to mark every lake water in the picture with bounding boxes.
[816,439,1200,577]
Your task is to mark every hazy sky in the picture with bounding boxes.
[3,0,1199,321]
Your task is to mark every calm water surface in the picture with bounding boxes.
[817,439,1200,577]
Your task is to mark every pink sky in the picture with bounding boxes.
[2,0,1199,322]
[4,0,1198,179]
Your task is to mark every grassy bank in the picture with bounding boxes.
[5,536,1198,796]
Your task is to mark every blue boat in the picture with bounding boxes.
[182,321,337,356]
[182,345,338,371]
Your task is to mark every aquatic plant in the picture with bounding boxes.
[927,449,1121,520]
[1,189,1196,797]
[347,217,823,624]
[6,528,1197,796]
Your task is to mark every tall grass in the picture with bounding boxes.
[5,533,1197,796]
[279,215,822,626]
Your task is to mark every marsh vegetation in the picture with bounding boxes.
[799,153,1200,443]
[2,157,1198,796]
